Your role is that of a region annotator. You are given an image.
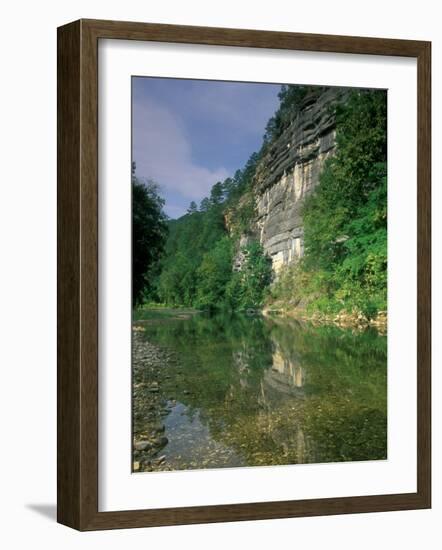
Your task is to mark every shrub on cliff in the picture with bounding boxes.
[226,243,273,310]
[262,85,315,145]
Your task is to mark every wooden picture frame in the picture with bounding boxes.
[57,18,431,531]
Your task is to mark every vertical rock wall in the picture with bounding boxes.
[250,87,347,273]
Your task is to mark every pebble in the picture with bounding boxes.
[134,440,152,451]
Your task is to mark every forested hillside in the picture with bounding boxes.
[134,85,387,321]
[143,152,272,310]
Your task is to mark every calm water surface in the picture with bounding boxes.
[132,311,387,471]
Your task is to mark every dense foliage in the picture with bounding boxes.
[150,186,272,310]
[226,243,272,310]
[132,168,168,306]
[271,89,387,318]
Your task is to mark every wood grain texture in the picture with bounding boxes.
[57,19,431,531]
[57,20,81,529]
[416,42,431,506]
[83,18,427,57]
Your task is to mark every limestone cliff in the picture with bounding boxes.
[238,86,348,273]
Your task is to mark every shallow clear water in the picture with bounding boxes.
[132,311,387,471]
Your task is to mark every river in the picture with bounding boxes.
[132,310,387,472]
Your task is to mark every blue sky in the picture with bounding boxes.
[132,77,280,218]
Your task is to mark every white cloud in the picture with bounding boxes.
[132,97,229,202]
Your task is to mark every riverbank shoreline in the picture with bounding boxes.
[262,304,387,333]
[132,334,178,473]
[134,306,202,322]
[134,304,387,333]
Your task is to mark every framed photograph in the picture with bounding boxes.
[57,19,431,530]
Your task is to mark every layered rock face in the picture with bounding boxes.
[251,86,347,273]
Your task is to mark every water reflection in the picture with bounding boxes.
[132,311,387,471]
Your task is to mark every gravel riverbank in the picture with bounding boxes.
[132,330,177,472]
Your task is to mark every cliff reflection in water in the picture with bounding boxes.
[132,312,387,471]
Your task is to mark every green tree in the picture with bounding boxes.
[132,174,168,306]
[199,197,211,212]
[210,181,225,206]
[195,237,233,309]
[187,201,198,214]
